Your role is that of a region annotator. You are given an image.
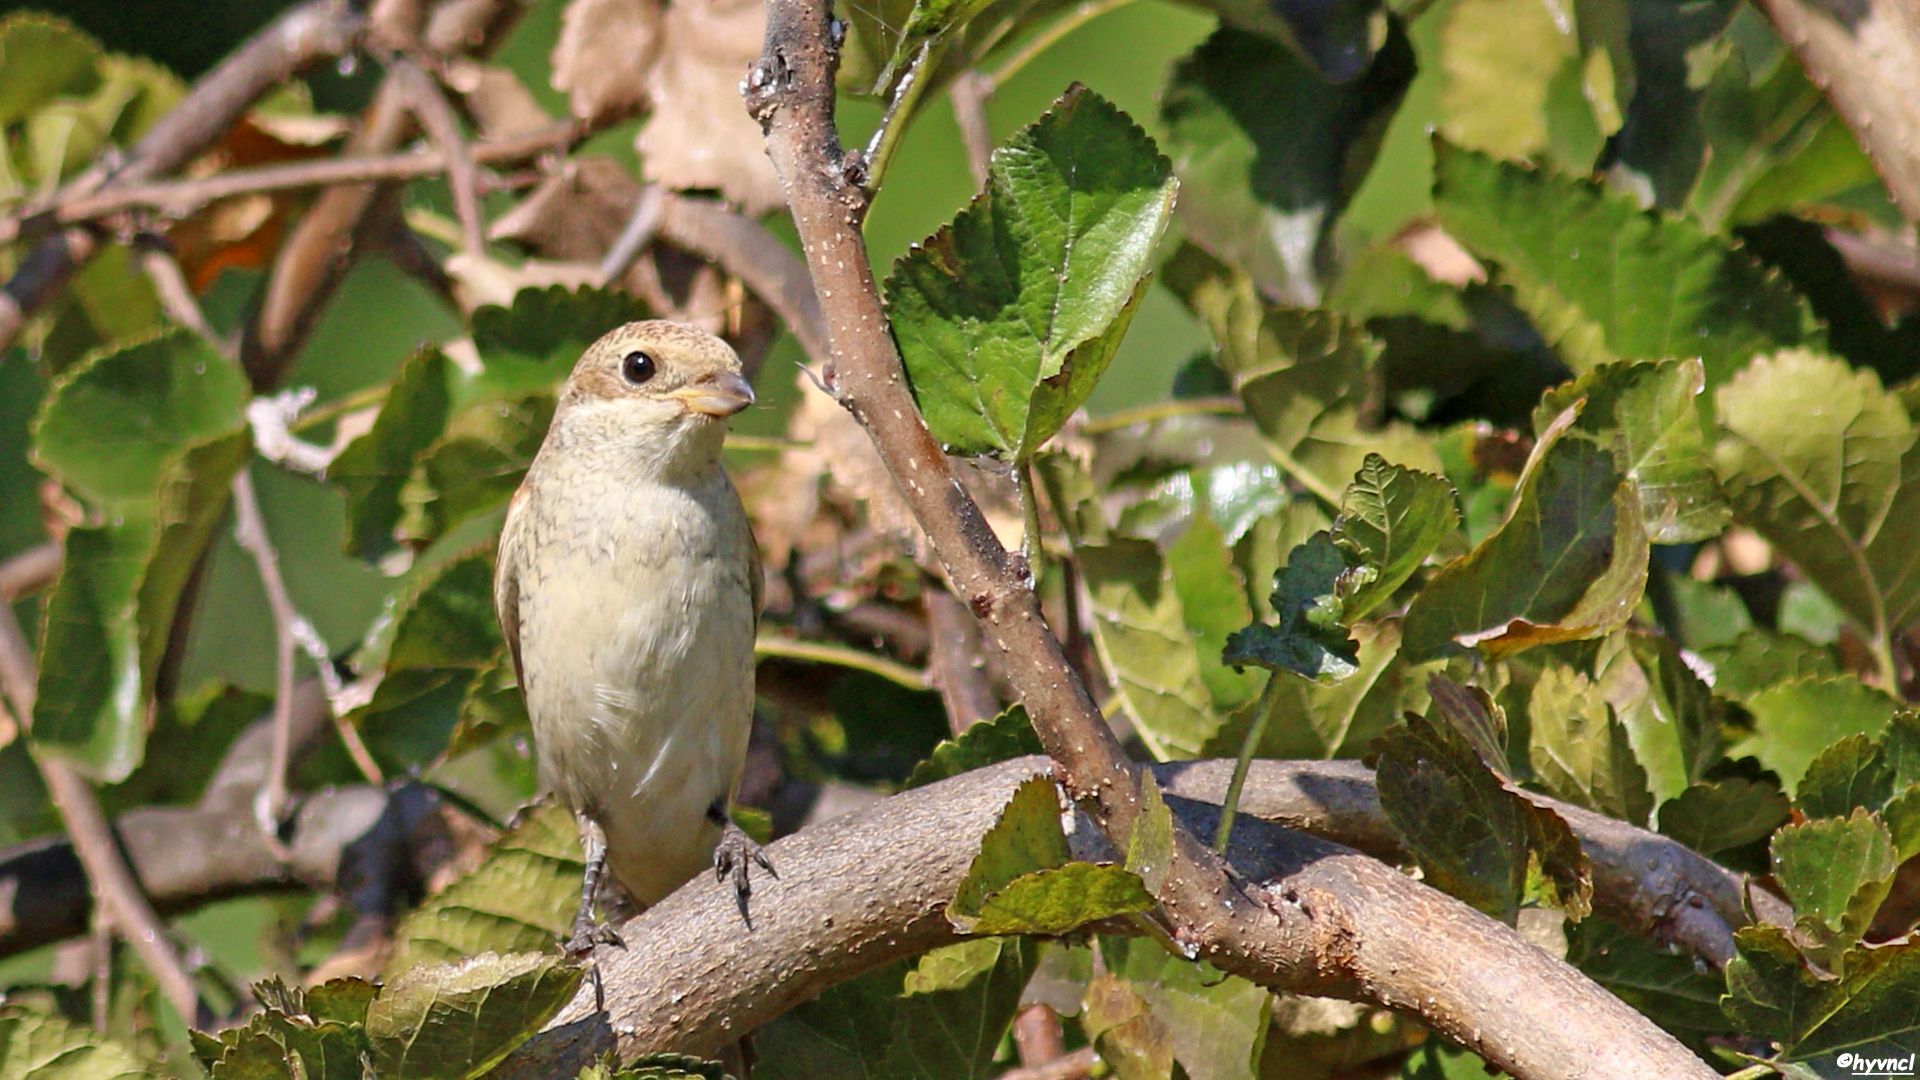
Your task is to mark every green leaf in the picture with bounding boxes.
[1329,454,1459,620]
[1771,810,1895,944]
[1726,927,1920,1062]
[1080,538,1224,759]
[384,803,582,976]
[1371,708,1590,922]
[1534,359,1729,543]
[1436,0,1576,162]
[1125,774,1175,896]
[588,1054,731,1080]
[102,682,270,812]
[470,286,649,370]
[1713,349,1920,649]
[950,775,1072,920]
[1223,533,1361,683]
[364,952,583,1080]
[30,523,150,777]
[1698,628,1837,701]
[1730,676,1901,797]
[1402,434,1648,663]
[445,651,530,760]
[906,706,1044,788]
[352,549,504,772]
[1594,630,1722,802]
[1082,973,1175,1080]
[0,15,102,127]
[1797,735,1895,820]
[889,87,1177,462]
[1169,509,1261,710]
[0,1005,150,1080]
[1656,778,1789,857]
[402,391,554,550]
[950,862,1156,935]
[329,347,452,561]
[1432,142,1817,385]
[1159,23,1414,305]
[1203,619,1416,761]
[385,551,501,673]
[32,331,249,506]
[1527,664,1654,825]
[1097,938,1271,1080]
[755,938,1036,1080]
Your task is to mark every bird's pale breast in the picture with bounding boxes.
[502,462,757,906]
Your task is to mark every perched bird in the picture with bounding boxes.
[495,321,770,949]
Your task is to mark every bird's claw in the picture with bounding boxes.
[563,916,624,957]
[713,822,775,902]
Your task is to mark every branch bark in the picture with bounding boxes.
[742,7,1721,1078]
[494,758,1727,1079]
[1754,0,1920,223]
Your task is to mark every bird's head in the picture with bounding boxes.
[552,321,755,478]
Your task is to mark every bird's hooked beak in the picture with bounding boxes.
[666,370,755,418]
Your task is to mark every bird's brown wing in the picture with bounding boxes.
[748,522,764,622]
[494,483,530,688]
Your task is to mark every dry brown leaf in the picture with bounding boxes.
[489,156,639,261]
[552,0,782,214]
[552,0,658,121]
[445,60,554,140]
[443,252,600,311]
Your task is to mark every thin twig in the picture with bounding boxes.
[139,241,235,358]
[948,71,996,190]
[599,184,665,286]
[389,54,486,257]
[0,543,62,600]
[754,634,929,690]
[656,192,829,365]
[0,600,205,1024]
[0,0,366,353]
[0,122,588,243]
[229,468,300,849]
[997,1046,1097,1080]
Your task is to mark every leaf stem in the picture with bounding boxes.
[861,41,941,195]
[1213,672,1284,851]
[1080,396,1243,435]
[1264,439,1344,513]
[754,634,929,690]
[984,0,1140,86]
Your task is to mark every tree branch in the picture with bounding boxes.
[389,54,486,257]
[0,600,204,1023]
[0,0,367,353]
[495,758,1726,1079]
[655,192,829,365]
[1754,0,1920,222]
[743,8,1721,1077]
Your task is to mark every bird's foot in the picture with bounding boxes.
[563,915,624,958]
[709,799,776,905]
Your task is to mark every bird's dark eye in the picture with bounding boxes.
[621,350,656,385]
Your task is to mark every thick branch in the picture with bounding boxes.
[496,758,1722,1079]
[1754,0,1920,222]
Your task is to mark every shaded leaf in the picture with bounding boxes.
[1160,23,1414,305]
[1725,926,1920,1061]
[329,347,452,561]
[1527,663,1654,824]
[384,803,581,976]
[1730,676,1901,797]
[906,706,1044,789]
[0,1006,149,1080]
[1565,917,1730,1040]
[1329,454,1459,620]
[1698,628,1837,701]
[1594,630,1722,802]
[1433,142,1817,385]
[1203,619,1417,761]
[1771,810,1894,946]
[364,952,583,1080]
[890,88,1176,462]
[1402,434,1647,663]
[755,937,1036,1080]
[1535,359,1728,543]
[1713,349,1920,647]
[1223,533,1360,683]
[1656,778,1789,857]
[1080,538,1224,759]
[1083,973,1175,1080]
[0,14,102,127]
[1371,708,1589,922]
[1169,508,1261,710]
[1797,735,1895,820]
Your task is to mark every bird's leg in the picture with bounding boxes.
[565,814,626,955]
[709,797,775,904]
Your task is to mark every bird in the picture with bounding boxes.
[494,320,771,950]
